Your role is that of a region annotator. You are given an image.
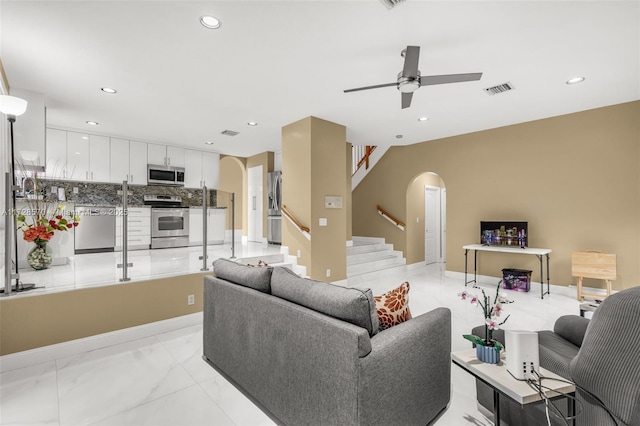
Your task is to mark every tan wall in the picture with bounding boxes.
[247,152,274,239]
[0,273,209,355]
[282,117,348,281]
[219,156,245,231]
[282,118,312,271]
[353,101,640,290]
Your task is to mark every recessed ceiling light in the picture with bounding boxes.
[418,116,429,122]
[395,134,403,139]
[247,121,258,126]
[101,87,117,94]
[86,121,99,126]
[205,141,214,145]
[200,15,221,29]
[566,77,585,85]
[81,136,89,140]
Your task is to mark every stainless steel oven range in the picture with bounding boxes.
[144,195,189,249]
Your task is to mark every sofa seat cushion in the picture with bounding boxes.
[271,267,379,336]
[538,330,580,379]
[213,258,273,293]
[374,282,412,331]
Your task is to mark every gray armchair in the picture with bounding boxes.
[471,286,640,426]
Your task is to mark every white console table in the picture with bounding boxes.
[463,244,552,299]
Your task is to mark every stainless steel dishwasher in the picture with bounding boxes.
[74,206,116,254]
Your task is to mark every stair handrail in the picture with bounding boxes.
[282,205,311,239]
[352,145,376,176]
[376,205,406,231]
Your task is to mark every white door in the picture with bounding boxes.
[166,146,185,167]
[46,128,67,179]
[248,166,263,242]
[424,187,438,264]
[147,143,166,165]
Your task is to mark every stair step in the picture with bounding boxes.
[352,236,386,245]
[347,243,393,255]
[347,256,406,276]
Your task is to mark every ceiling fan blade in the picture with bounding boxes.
[420,72,483,86]
[402,46,420,78]
[344,82,397,93]
[401,92,413,109]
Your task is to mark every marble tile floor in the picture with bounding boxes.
[0,262,582,426]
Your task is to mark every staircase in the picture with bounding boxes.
[347,236,406,285]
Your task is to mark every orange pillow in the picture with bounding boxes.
[374,282,412,331]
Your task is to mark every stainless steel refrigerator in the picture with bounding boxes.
[267,171,282,244]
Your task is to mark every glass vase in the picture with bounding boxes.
[27,240,53,270]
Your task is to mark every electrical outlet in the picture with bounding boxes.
[187,294,195,305]
[187,193,192,198]
[416,217,419,223]
[73,187,79,194]
[326,269,331,277]
[297,250,301,258]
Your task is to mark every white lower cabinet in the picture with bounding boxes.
[115,207,151,250]
[188,207,225,245]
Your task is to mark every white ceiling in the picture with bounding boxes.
[1,1,638,158]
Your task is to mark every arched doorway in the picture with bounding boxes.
[406,172,446,265]
[219,156,246,244]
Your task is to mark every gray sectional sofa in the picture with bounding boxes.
[203,258,452,426]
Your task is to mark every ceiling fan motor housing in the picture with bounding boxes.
[398,71,421,93]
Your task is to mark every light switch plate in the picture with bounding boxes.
[319,218,327,226]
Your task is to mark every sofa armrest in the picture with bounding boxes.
[554,315,590,347]
[357,307,451,426]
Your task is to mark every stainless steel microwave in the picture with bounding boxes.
[147,164,185,186]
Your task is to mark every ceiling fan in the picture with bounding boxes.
[344,46,483,109]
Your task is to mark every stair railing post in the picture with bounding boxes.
[118,180,131,282]
[200,186,209,271]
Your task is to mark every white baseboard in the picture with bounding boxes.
[0,312,202,373]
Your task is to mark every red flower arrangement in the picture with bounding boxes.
[17,204,80,243]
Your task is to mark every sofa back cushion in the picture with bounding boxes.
[271,267,379,336]
[213,258,273,293]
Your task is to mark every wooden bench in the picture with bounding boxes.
[572,250,616,302]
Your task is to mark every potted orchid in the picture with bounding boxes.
[460,281,511,363]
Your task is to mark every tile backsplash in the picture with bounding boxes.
[33,179,217,207]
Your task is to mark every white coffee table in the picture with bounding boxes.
[451,349,575,425]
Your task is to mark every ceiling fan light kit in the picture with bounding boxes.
[344,45,483,109]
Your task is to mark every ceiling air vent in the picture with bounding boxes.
[379,0,406,10]
[221,130,239,136]
[484,82,515,96]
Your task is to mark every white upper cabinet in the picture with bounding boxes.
[184,150,219,189]
[89,135,110,182]
[202,151,220,189]
[109,139,147,185]
[147,143,166,166]
[129,141,148,185]
[46,128,67,179]
[147,144,184,167]
[66,132,90,181]
[167,146,185,167]
[184,149,204,188]
[110,138,130,183]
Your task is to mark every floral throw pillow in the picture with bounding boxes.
[374,282,412,331]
